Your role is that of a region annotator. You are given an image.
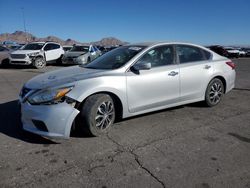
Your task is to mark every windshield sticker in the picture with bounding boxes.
[129,47,142,51]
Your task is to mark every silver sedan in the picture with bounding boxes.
[19,42,236,138]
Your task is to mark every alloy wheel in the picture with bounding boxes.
[209,82,223,105]
[95,101,114,130]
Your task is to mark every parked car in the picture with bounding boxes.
[2,40,20,49]
[9,42,64,69]
[0,45,12,66]
[207,45,229,57]
[19,42,235,138]
[224,47,240,58]
[63,45,73,52]
[237,48,247,57]
[242,48,250,57]
[8,43,26,50]
[62,44,101,65]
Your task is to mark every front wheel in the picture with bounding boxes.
[80,94,115,136]
[205,78,224,107]
[33,57,46,69]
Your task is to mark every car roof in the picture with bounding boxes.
[30,41,61,45]
[30,42,46,44]
[74,44,90,46]
[126,42,211,49]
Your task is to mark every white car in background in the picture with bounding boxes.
[237,48,246,57]
[62,44,101,65]
[10,42,64,69]
[224,47,240,58]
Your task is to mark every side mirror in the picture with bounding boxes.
[133,62,151,71]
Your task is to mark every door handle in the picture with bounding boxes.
[204,65,211,69]
[168,71,178,76]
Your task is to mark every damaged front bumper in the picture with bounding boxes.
[20,100,80,138]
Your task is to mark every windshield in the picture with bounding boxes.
[83,46,145,70]
[70,46,89,52]
[22,43,44,50]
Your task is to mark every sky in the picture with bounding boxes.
[0,0,250,45]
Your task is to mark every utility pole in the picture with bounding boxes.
[21,7,28,43]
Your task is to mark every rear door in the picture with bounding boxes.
[126,45,180,113]
[176,45,214,101]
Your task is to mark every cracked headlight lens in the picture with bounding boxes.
[27,86,74,105]
[27,52,40,57]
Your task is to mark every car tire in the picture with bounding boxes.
[33,57,46,69]
[205,78,224,107]
[80,94,115,136]
[0,58,9,68]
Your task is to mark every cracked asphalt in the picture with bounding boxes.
[0,59,250,188]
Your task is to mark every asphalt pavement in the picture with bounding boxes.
[0,59,249,188]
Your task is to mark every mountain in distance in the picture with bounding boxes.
[0,31,127,46]
[91,37,129,46]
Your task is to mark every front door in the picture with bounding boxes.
[126,45,180,113]
[44,43,60,61]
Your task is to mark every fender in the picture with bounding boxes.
[66,76,130,118]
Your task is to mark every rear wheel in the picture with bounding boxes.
[205,78,224,107]
[80,94,115,136]
[33,57,46,69]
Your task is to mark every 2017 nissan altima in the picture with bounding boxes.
[19,42,236,138]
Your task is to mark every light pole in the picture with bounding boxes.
[21,7,28,42]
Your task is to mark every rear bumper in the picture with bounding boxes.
[225,70,236,93]
[21,101,80,138]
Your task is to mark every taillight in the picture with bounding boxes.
[226,61,236,69]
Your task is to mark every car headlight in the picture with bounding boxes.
[77,55,86,62]
[27,86,74,105]
[27,52,40,57]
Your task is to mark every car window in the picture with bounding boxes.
[44,44,53,51]
[136,45,174,68]
[84,46,145,69]
[23,43,44,50]
[52,44,60,49]
[176,45,206,63]
[93,46,98,51]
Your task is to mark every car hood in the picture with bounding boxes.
[11,50,41,54]
[64,51,87,57]
[25,66,108,89]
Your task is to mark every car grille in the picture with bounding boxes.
[10,54,26,59]
[20,87,32,98]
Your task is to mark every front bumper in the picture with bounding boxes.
[10,57,32,65]
[21,101,80,138]
[62,57,87,65]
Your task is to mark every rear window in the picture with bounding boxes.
[177,45,207,63]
